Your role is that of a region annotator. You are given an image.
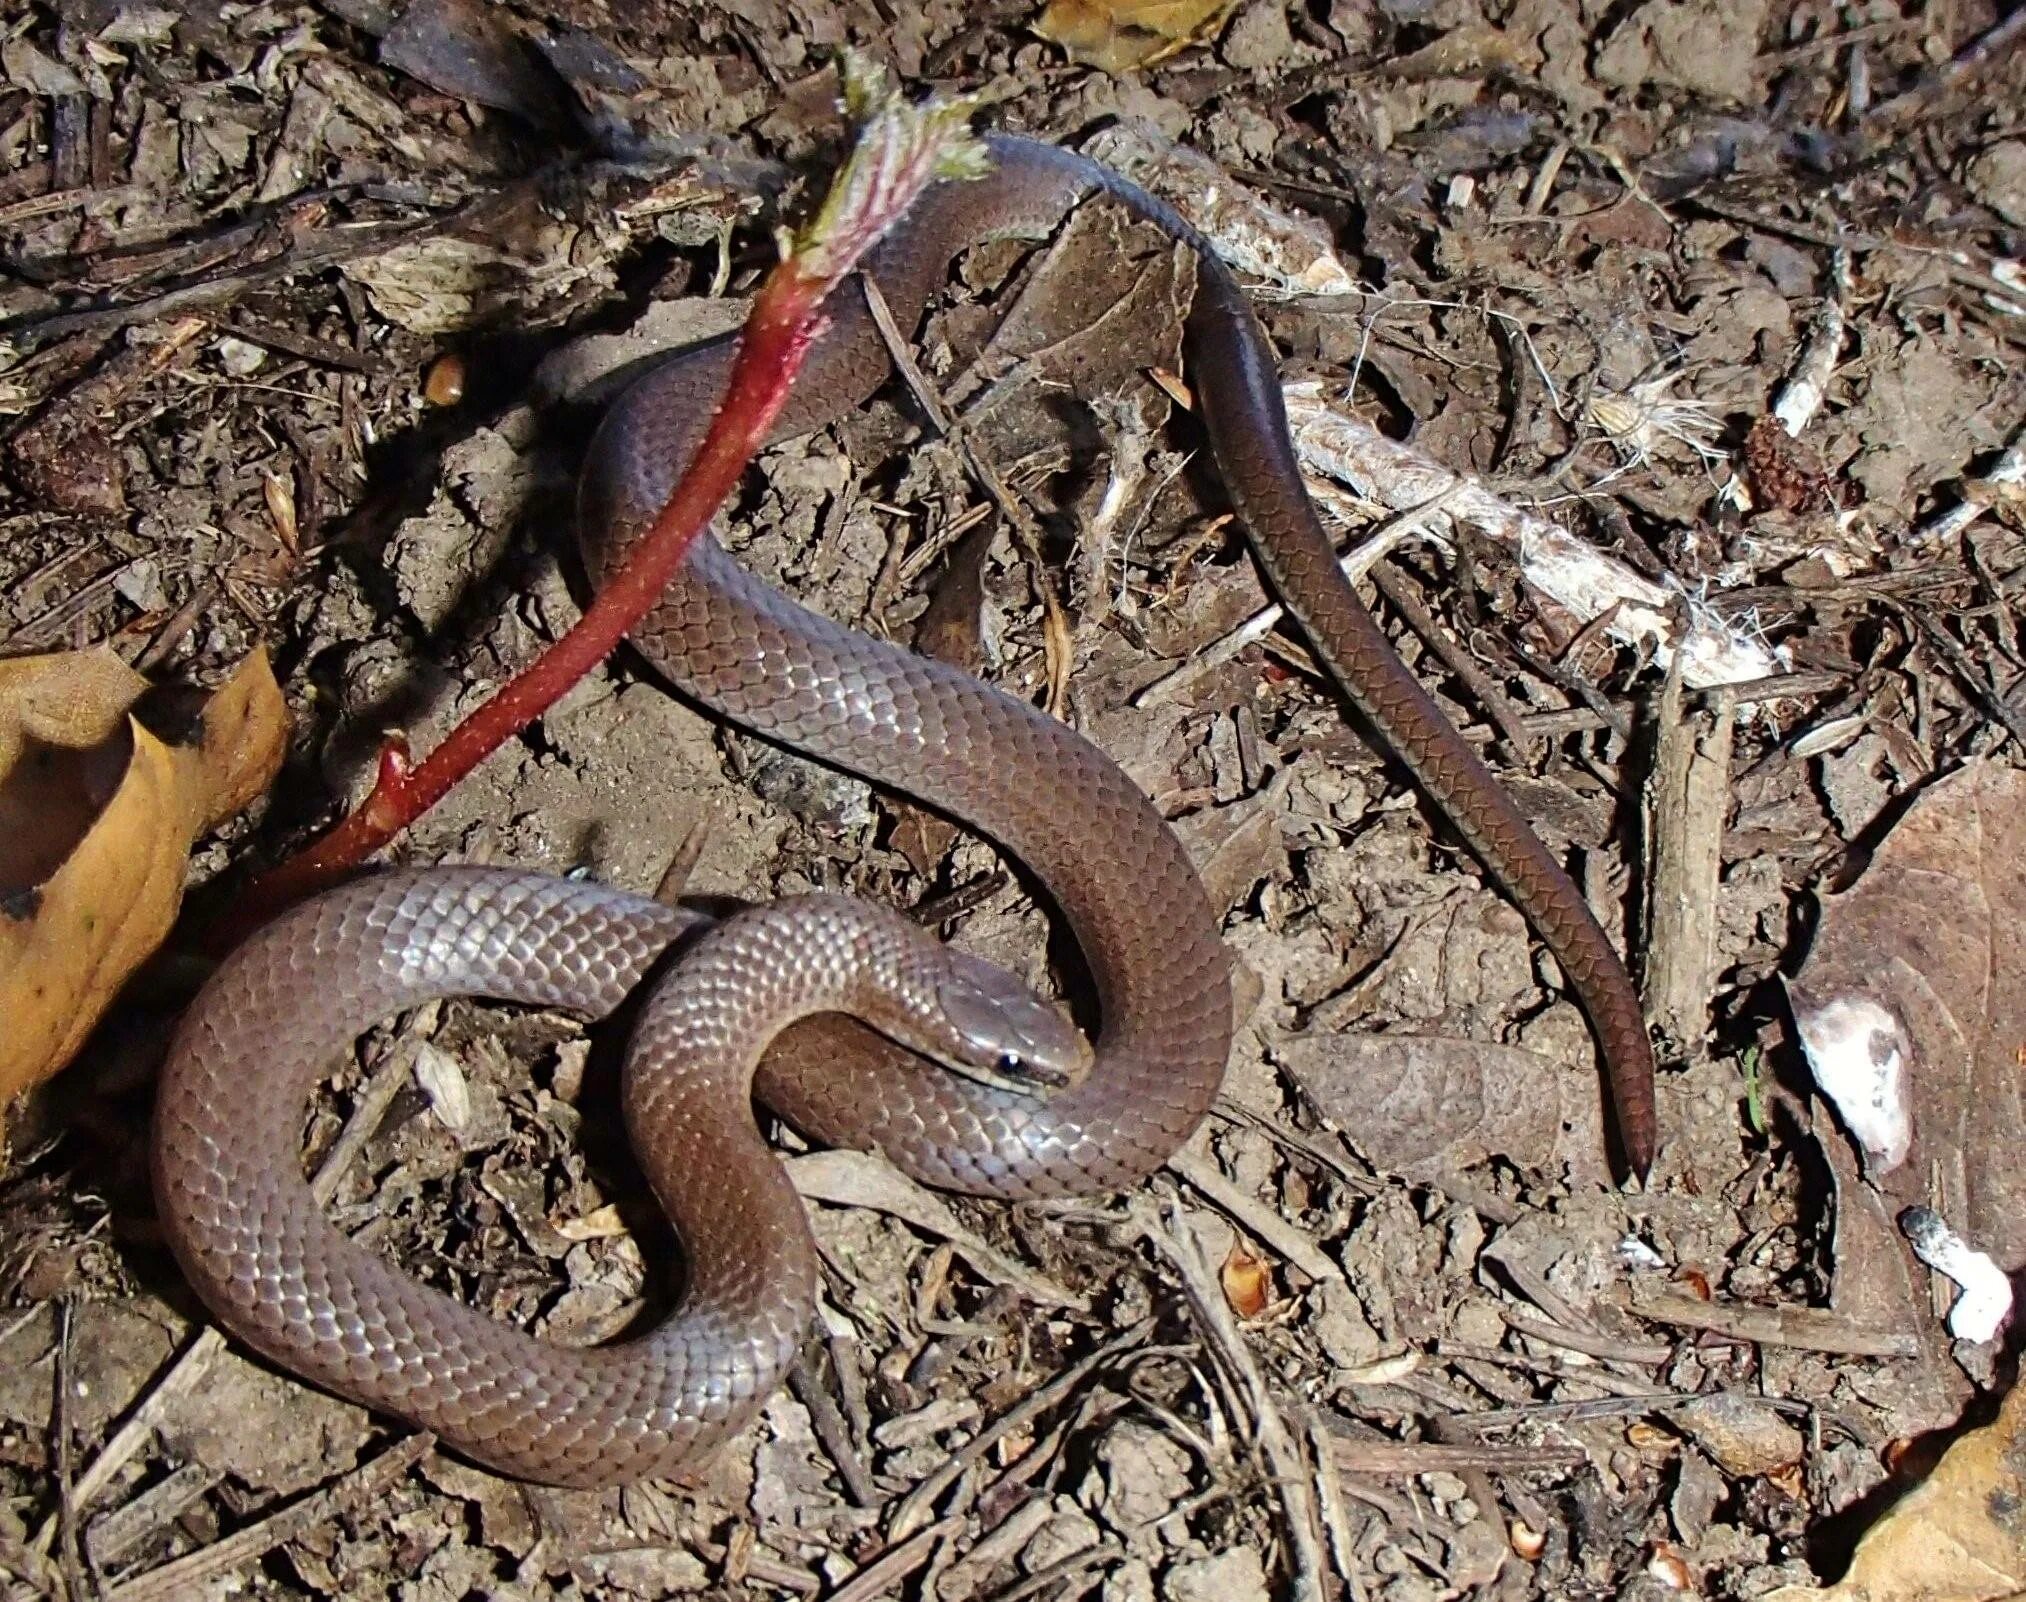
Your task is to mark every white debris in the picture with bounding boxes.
[1772,249,1851,438]
[1082,123,1359,297]
[1907,424,2026,549]
[1783,983,1911,1174]
[1617,1236,1667,1272]
[1902,1207,2014,1344]
[1280,382,1784,689]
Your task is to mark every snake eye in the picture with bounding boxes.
[996,1050,1025,1075]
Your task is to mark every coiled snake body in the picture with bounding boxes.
[154,134,1655,1487]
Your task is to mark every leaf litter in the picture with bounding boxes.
[0,2,2023,1599]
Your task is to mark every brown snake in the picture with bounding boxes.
[155,133,1657,1487]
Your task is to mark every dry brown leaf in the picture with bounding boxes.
[1787,761,2026,1270]
[0,648,287,1107]
[1033,0,1238,72]
[1763,1381,2025,1601]
[1279,1032,1608,1180]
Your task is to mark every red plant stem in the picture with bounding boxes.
[224,276,829,934]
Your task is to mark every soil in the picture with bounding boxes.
[2,2,2023,1600]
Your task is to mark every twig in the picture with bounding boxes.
[1861,5,2026,135]
[1209,1100,1384,1199]
[1907,427,2025,548]
[1367,560,1536,761]
[0,202,470,351]
[1165,1149,1344,1287]
[1459,669,1843,741]
[1303,1412,1366,1602]
[1135,488,1461,706]
[1133,1195,1328,1602]
[102,1433,435,1602]
[887,1315,1159,1540]
[1435,1338,1668,1400]
[1279,382,1781,689]
[1326,1434,1583,1476]
[51,1020,425,1539]
[1902,605,2026,750]
[1681,196,2026,313]
[45,1328,223,1552]
[789,1151,1086,1310]
[1617,1283,1921,1358]
[1498,1309,1672,1368]
[53,1304,87,1602]
[1461,1391,1807,1429]
[931,1500,1055,1600]
[1771,249,1850,438]
[824,1516,963,1602]
[85,1463,219,1573]
[1,568,127,652]
[1641,654,1735,1051]
[975,1539,1124,1602]
[859,273,1077,716]
[789,1349,879,1508]
[689,1533,821,1594]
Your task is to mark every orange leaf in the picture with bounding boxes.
[0,649,287,1110]
[1034,0,1238,72]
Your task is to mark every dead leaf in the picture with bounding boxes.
[785,1151,1086,1311]
[1178,767,1293,917]
[1280,1032,1608,1180]
[1788,761,2026,1270]
[380,0,570,130]
[0,649,287,1109]
[1034,0,1238,73]
[1816,1093,1968,1440]
[1762,1381,2025,1602]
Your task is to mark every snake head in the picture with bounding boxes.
[931,949,1094,1095]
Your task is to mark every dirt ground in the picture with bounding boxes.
[2,1,2024,1599]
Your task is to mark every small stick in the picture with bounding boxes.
[101,1433,435,1602]
[1461,1391,1807,1429]
[1134,1195,1328,1602]
[788,1349,879,1508]
[1907,428,2024,549]
[1366,562,1535,763]
[85,1462,219,1572]
[825,1516,963,1602]
[1498,1309,1672,1368]
[1303,1412,1367,1602]
[1328,1435,1583,1476]
[1135,488,1461,706]
[56,1021,426,1532]
[974,1539,1124,1602]
[860,273,1077,717]
[1165,1149,1344,1287]
[1438,1338,1667,1400]
[1618,1283,1920,1358]
[53,1304,88,1602]
[886,1315,1158,1540]
[1861,5,2026,134]
[1642,653,1735,1051]
[688,1534,820,1594]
